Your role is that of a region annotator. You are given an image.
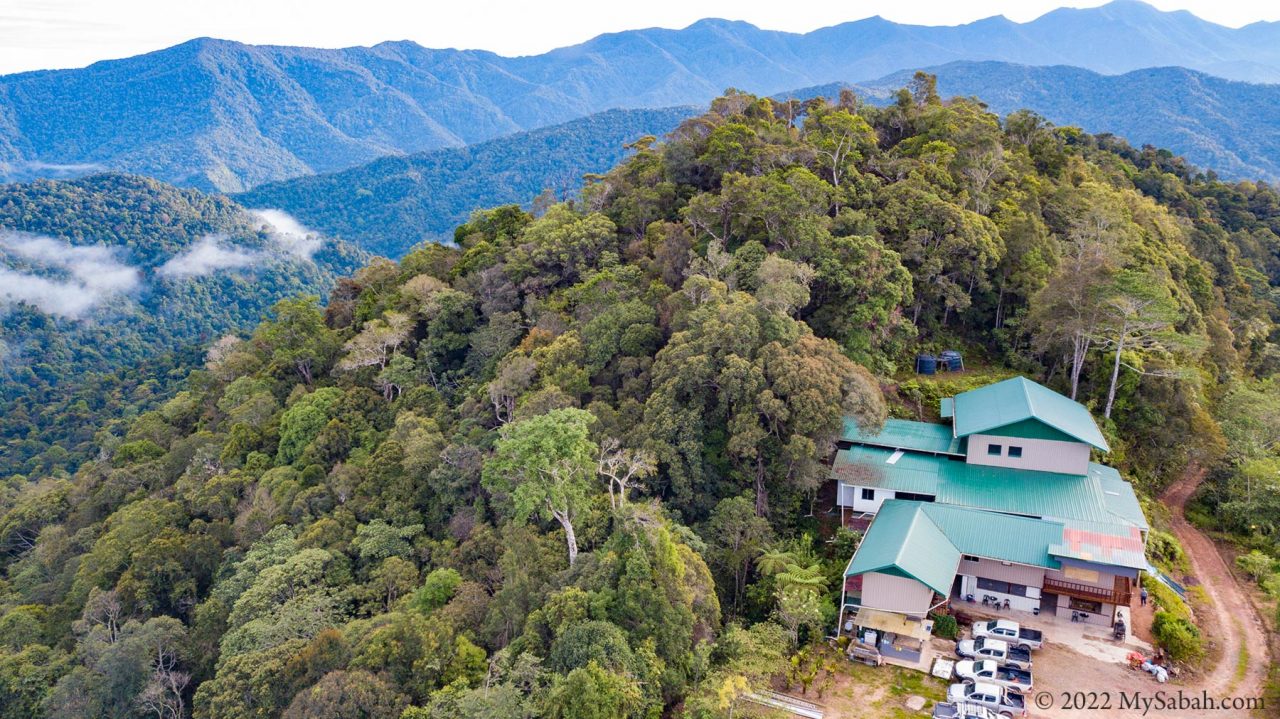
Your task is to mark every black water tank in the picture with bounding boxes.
[916,354,937,375]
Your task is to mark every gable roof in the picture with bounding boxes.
[847,501,1146,596]
[913,503,1065,569]
[831,445,1148,531]
[846,501,960,597]
[950,377,1110,451]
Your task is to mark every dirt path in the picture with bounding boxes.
[1160,466,1270,700]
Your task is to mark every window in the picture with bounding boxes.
[976,577,1030,597]
[987,444,1002,456]
[962,555,980,563]
[861,488,875,501]
[894,491,934,502]
[1008,446,1023,458]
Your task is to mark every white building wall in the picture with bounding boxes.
[957,558,1046,613]
[840,483,893,513]
[959,558,1046,587]
[965,434,1092,475]
[860,572,935,615]
[960,574,1041,613]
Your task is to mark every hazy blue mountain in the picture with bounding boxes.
[3,1,1280,191]
[235,107,696,257]
[783,62,1280,182]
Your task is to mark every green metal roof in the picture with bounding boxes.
[912,503,1064,568]
[831,445,1147,531]
[846,501,960,596]
[841,417,963,455]
[1092,465,1150,530]
[950,377,1110,451]
[846,499,1150,593]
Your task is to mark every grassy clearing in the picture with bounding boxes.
[1234,624,1249,686]
[822,657,949,719]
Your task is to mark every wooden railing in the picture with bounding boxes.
[1043,577,1131,605]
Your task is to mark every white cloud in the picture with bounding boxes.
[157,235,259,278]
[0,267,103,317]
[0,231,141,318]
[248,208,323,260]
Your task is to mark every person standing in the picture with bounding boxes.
[1140,586,1148,606]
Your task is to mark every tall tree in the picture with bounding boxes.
[483,408,599,566]
[1027,213,1122,399]
[255,296,338,385]
[1094,270,1185,418]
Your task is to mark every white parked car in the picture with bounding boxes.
[947,680,1028,718]
[932,700,999,719]
[955,637,1032,670]
[954,659,1033,691]
[972,619,1044,651]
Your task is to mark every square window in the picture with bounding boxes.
[861,488,875,501]
[987,444,1002,456]
[1008,446,1023,458]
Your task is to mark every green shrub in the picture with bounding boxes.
[412,567,462,613]
[1151,610,1205,662]
[930,612,958,640]
[1142,575,1192,621]
[1236,550,1275,583]
[1146,530,1187,572]
[111,439,165,466]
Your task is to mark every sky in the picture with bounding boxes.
[1,0,1277,75]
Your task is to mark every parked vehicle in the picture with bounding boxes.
[972,619,1043,651]
[954,659,1033,691]
[931,700,999,719]
[947,681,1028,718]
[955,638,1033,670]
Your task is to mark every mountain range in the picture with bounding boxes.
[791,62,1280,182]
[236,107,694,256]
[235,63,1280,258]
[3,1,1280,191]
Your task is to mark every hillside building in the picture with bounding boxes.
[834,377,1148,663]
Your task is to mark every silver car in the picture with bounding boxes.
[946,680,1027,718]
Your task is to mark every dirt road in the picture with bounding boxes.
[1160,466,1270,701]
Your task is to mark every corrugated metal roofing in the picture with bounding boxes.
[914,503,1063,569]
[1093,465,1150,530]
[853,608,934,640]
[847,500,1148,593]
[1051,522,1148,571]
[951,377,1110,451]
[831,445,1146,531]
[841,417,964,455]
[846,501,960,597]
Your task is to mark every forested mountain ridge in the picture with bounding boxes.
[239,66,1280,260]
[4,1,1280,191]
[236,107,696,257]
[788,62,1280,183]
[0,174,366,478]
[2,80,1280,718]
